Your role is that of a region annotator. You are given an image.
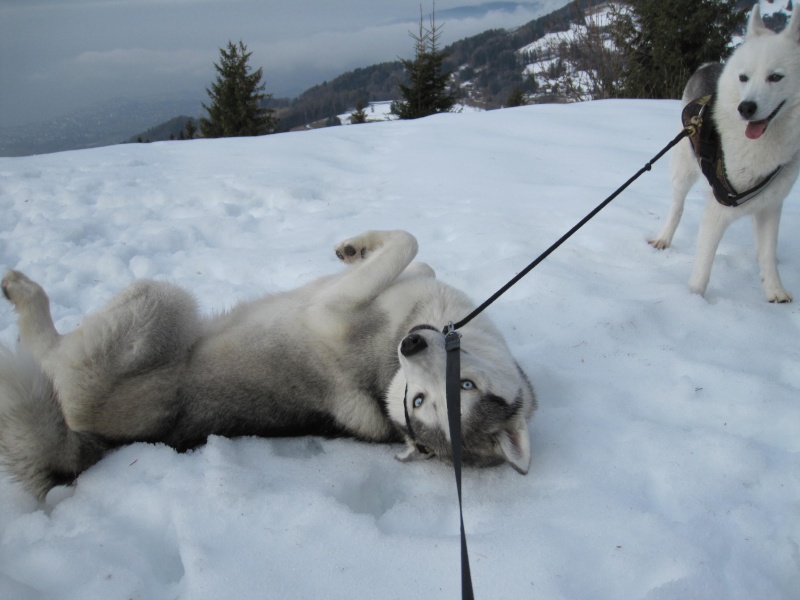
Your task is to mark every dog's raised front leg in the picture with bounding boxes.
[752,204,792,303]
[1,270,60,360]
[649,139,699,249]
[325,230,419,308]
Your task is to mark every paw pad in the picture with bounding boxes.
[335,244,366,263]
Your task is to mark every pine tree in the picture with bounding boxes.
[392,5,456,120]
[614,0,745,99]
[184,120,197,140]
[200,41,277,138]
[505,86,527,107]
[350,100,369,124]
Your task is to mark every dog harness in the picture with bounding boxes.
[682,95,782,207]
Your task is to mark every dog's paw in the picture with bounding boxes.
[334,241,367,264]
[766,288,793,303]
[334,231,385,264]
[648,237,670,250]
[2,270,46,308]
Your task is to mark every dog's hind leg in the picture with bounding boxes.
[50,280,201,439]
[1,271,60,361]
[753,203,792,303]
[3,273,201,440]
[649,140,700,250]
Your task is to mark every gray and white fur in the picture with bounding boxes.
[0,230,536,499]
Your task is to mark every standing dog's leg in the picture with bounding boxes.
[649,140,700,249]
[689,198,735,296]
[753,203,792,303]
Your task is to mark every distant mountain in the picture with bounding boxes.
[127,116,199,144]
[275,0,605,132]
[277,0,770,129]
[0,93,204,157]
[1,0,783,156]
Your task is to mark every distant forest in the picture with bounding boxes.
[132,0,765,140]
[273,0,609,132]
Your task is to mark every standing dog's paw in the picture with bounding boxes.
[766,288,793,304]
[648,237,670,250]
[2,270,45,308]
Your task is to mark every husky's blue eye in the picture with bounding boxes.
[739,74,749,82]
[768,73,784,83]
[413,395,424,408]
[461,380,475,390]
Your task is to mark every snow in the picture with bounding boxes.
[760,0,794,17]
[1,100,799,599]
[337,101,483,125]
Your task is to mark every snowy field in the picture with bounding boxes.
[1,100,799,599]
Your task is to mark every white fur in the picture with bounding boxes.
[0,230,536,498]
[649,5,800,302]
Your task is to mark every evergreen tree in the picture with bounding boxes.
[505,86,527,107]
[184,120,197,140]
[614,0,745,99]
[200,41,277,138]
[392,6,456,120]
[350,100,369,124]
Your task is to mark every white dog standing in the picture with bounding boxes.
[649,5,800,302]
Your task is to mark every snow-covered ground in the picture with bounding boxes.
[1,100,799,599]
[337,100,483,125]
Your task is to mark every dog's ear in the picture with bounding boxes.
[747,4,769,38]
[784,2,800,44]
[498,412,531,475]
[395,439,433,463]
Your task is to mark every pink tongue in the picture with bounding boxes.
[746,120,767,140]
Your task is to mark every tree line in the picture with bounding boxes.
[187,0,750,141]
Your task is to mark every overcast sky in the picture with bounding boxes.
[0,0,569,128]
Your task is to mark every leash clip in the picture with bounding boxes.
[443,321,462,351]
[685,114,703,137]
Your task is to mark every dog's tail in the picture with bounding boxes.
[0,346,109,499]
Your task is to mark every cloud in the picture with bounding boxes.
[71,47,212,77]
[0,1,562,126]
[252,5,546,82]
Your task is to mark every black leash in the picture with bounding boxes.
[452,126,691,332]
[442,126,691,599]
[444,324,474,600]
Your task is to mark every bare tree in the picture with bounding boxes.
[541,2,627,102]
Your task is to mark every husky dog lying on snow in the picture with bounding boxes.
[0,230,536,499]
[649,5,800,302]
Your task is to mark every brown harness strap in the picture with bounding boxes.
[682,95,782,207]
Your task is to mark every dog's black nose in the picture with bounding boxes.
[738,100,758,119]
[400,333,428,357]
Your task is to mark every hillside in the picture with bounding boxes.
[275,0,607,131]
[1,99,799,600]
[128,0,765,139]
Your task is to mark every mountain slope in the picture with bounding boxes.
[1,99,798,600]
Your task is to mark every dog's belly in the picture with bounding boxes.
[165,300,399,449]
